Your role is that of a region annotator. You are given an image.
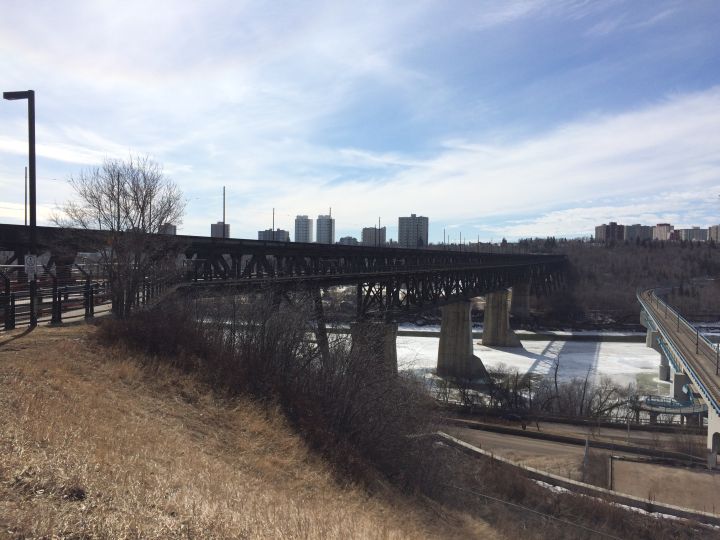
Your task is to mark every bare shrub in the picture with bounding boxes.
[100,288,440,488]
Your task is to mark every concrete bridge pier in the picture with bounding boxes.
[482,290,521,347]
[659,353,670,382]
[707,407,720,468]
[437,301,487,379]
[670,371,690,401]
[350,321,398,375]
[642,328,671,381]
[509,282,532,323]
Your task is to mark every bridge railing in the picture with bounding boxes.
[648,289,720,371]
[186,256,565,282]
[638,289,720,416]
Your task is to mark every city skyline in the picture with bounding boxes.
[1,1,719,241]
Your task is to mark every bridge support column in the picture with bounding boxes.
[482,290,521,347]
[350,321,398,375]
[707,408,720,469]
[510,282,532,323]
[437,301,487,379]
[659,353,670,382]
[646,329,660,350]
[670,371,690,401]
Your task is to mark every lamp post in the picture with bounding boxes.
[4,90,37,327]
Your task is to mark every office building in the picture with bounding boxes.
[258,229,289,241]
[398,214,429,248]
[362,226,386,246]
[316,214,335,244]
[294,215,313,243]
[211,222,230,238]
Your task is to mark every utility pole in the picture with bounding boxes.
[4,90,37,327]
[222,186,226,238]
[24,166,27,226]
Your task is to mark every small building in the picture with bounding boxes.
[158,223,177,235]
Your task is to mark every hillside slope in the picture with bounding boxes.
[0,325,498,539]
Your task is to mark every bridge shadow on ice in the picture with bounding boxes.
[479,339,603,382]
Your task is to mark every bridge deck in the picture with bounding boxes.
[640,290,720,413]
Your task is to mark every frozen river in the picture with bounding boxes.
[397,335,666,391]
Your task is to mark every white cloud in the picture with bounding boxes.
[0,1,718,241]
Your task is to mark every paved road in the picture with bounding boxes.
[447,425,720,516]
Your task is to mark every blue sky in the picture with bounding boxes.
[1,0,719,242]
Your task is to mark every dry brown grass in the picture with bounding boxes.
[0,325,500,539]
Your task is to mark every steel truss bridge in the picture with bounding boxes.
[0,223,566,320]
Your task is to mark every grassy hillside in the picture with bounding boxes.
[0,325,497,539]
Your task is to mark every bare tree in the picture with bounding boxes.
[54,155,185,317]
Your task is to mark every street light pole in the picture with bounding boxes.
[4,90,37,327]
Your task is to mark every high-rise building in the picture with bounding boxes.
[594,222,624,243]
[709,225,720,242]
[258,229,289,241]
[158,223,177,235]
[398,214,428,248]
[211,221,230,238]
[624,224,652,242]
[294,215,313,243]
[361,226,386,246]
[594,225,607,243]
[338,236,358,245]
[316,214,335,244]
[678,227,708,242]
[653,223,673,241]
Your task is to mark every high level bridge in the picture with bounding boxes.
[638,289,720,467]
[1,223,566,376]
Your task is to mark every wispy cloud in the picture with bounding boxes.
[0,1,718,241]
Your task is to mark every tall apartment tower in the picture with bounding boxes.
[653,223,673,241]
[362,226,386,246]
[398,214,429,248]
[316,214,335,244]
[294,215,313,243]
[211,221,230,238]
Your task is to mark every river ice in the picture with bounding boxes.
[397,336,663,388]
